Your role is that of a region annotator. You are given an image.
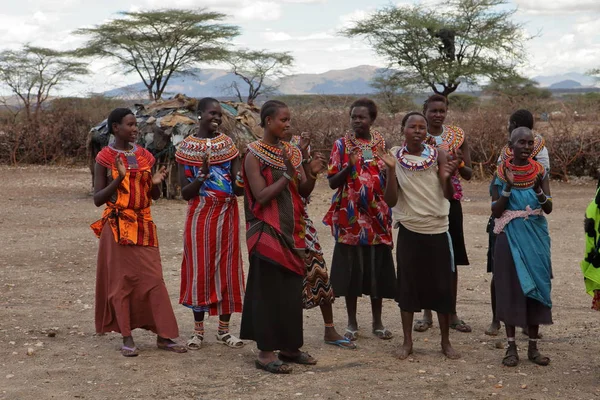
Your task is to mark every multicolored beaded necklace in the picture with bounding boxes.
[426,125,464,153]
[175,133,239,166]
[96,144,154,172]
[344,130,384,161]
[500,134,545,164]
[496,158,544,189]
[395,144,438,172]
[247,140,302,170]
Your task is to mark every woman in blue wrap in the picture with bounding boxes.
[491,127,553,367]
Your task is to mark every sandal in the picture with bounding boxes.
[373,328,393,340]
[528,349,550,366]
[325,338,357,350]
[344,329,358,341]
[502,345,519,367]
[413,319,432,332]
[255,359,292,374]
[120,346,139,357]
[157,341,188,353]
[216,332,244,348]
[186,333,204,350]
[450,320,472,333]
[278,351,317,365]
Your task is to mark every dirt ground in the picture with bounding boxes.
[1,165,600,400]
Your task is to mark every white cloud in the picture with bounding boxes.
[515,0,600,15]
[261,31,293,41]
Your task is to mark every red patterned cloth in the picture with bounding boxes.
[90,145,158,247]
[323,131,393,247]
[243,141,306,275]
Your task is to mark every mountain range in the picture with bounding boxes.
[104,66,599,98]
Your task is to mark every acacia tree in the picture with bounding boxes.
[75,9,239,101]
[0,45,88,120]
[227,50,293,105]
[342,0,529,97]
[484,75,551,100]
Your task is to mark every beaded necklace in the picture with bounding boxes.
[175,133,239,166]
[344,130,384,161]
[497,158,544,188]
[247,140,302,170]
[426,125,464,152]
[500,134,545,164]
[395,144,437,172]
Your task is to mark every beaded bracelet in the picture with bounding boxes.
[501,190,511,198]
[302,156,313,165]
[283,172,292,181]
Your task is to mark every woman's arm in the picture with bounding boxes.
[437,150,456,200]
[535,174,553,215]
[457,138,473,181]
[245,152,291,206]
[93,157,125,207]
[491,166,512,218]
[381,153,398,207]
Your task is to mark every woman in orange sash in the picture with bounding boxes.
[92,108,186,357]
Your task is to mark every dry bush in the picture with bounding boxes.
[1,93,600,183]
[0,96,126,165]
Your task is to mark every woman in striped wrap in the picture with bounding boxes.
[176,98,245,350]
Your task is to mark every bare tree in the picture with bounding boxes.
[227,50,293,105]
[0,45,88,120]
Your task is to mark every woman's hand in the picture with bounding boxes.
[152,166,169,185]
[441,158,459,181]
[299,132,311,152]
[348,148,359,166]
[201,154,210,176]
[309,152,327,176]
[115,155,127,178]
[380,152,396,171]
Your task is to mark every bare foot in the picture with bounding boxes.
[441,343,461,360]
[393,342,413,360]
[485,321,501,336]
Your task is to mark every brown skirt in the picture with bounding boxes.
[95,225,179,338]
[493,233,552,328]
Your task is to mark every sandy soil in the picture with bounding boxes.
[1,165,599,400]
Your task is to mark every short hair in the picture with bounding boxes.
[423,94,449,113]
[401,111,427,128]
[350,98,378,121]
[260,100,288,128]
[107,108,134,134]
[196,97,220,114]
[509,126,533,143]
[509,109,534,130]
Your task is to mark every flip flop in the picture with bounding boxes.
[450,320,472,333]
[255,359,292,374]
[121,345,139,357]
[157,342,188,353]
[344,329,358,341]
[373,328,393,340]
[413,319,432,332]
[325,338,357,350]
[278,351,317,365]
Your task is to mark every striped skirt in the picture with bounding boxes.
[179,195,245,316]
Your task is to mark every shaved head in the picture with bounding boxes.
[509,127,533,144]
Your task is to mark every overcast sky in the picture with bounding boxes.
[1,0,599,96]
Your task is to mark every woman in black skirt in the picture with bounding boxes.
[384,112,461,359]
[241,100,327,373]
[415,94,472,333]
[323,98,397,342]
